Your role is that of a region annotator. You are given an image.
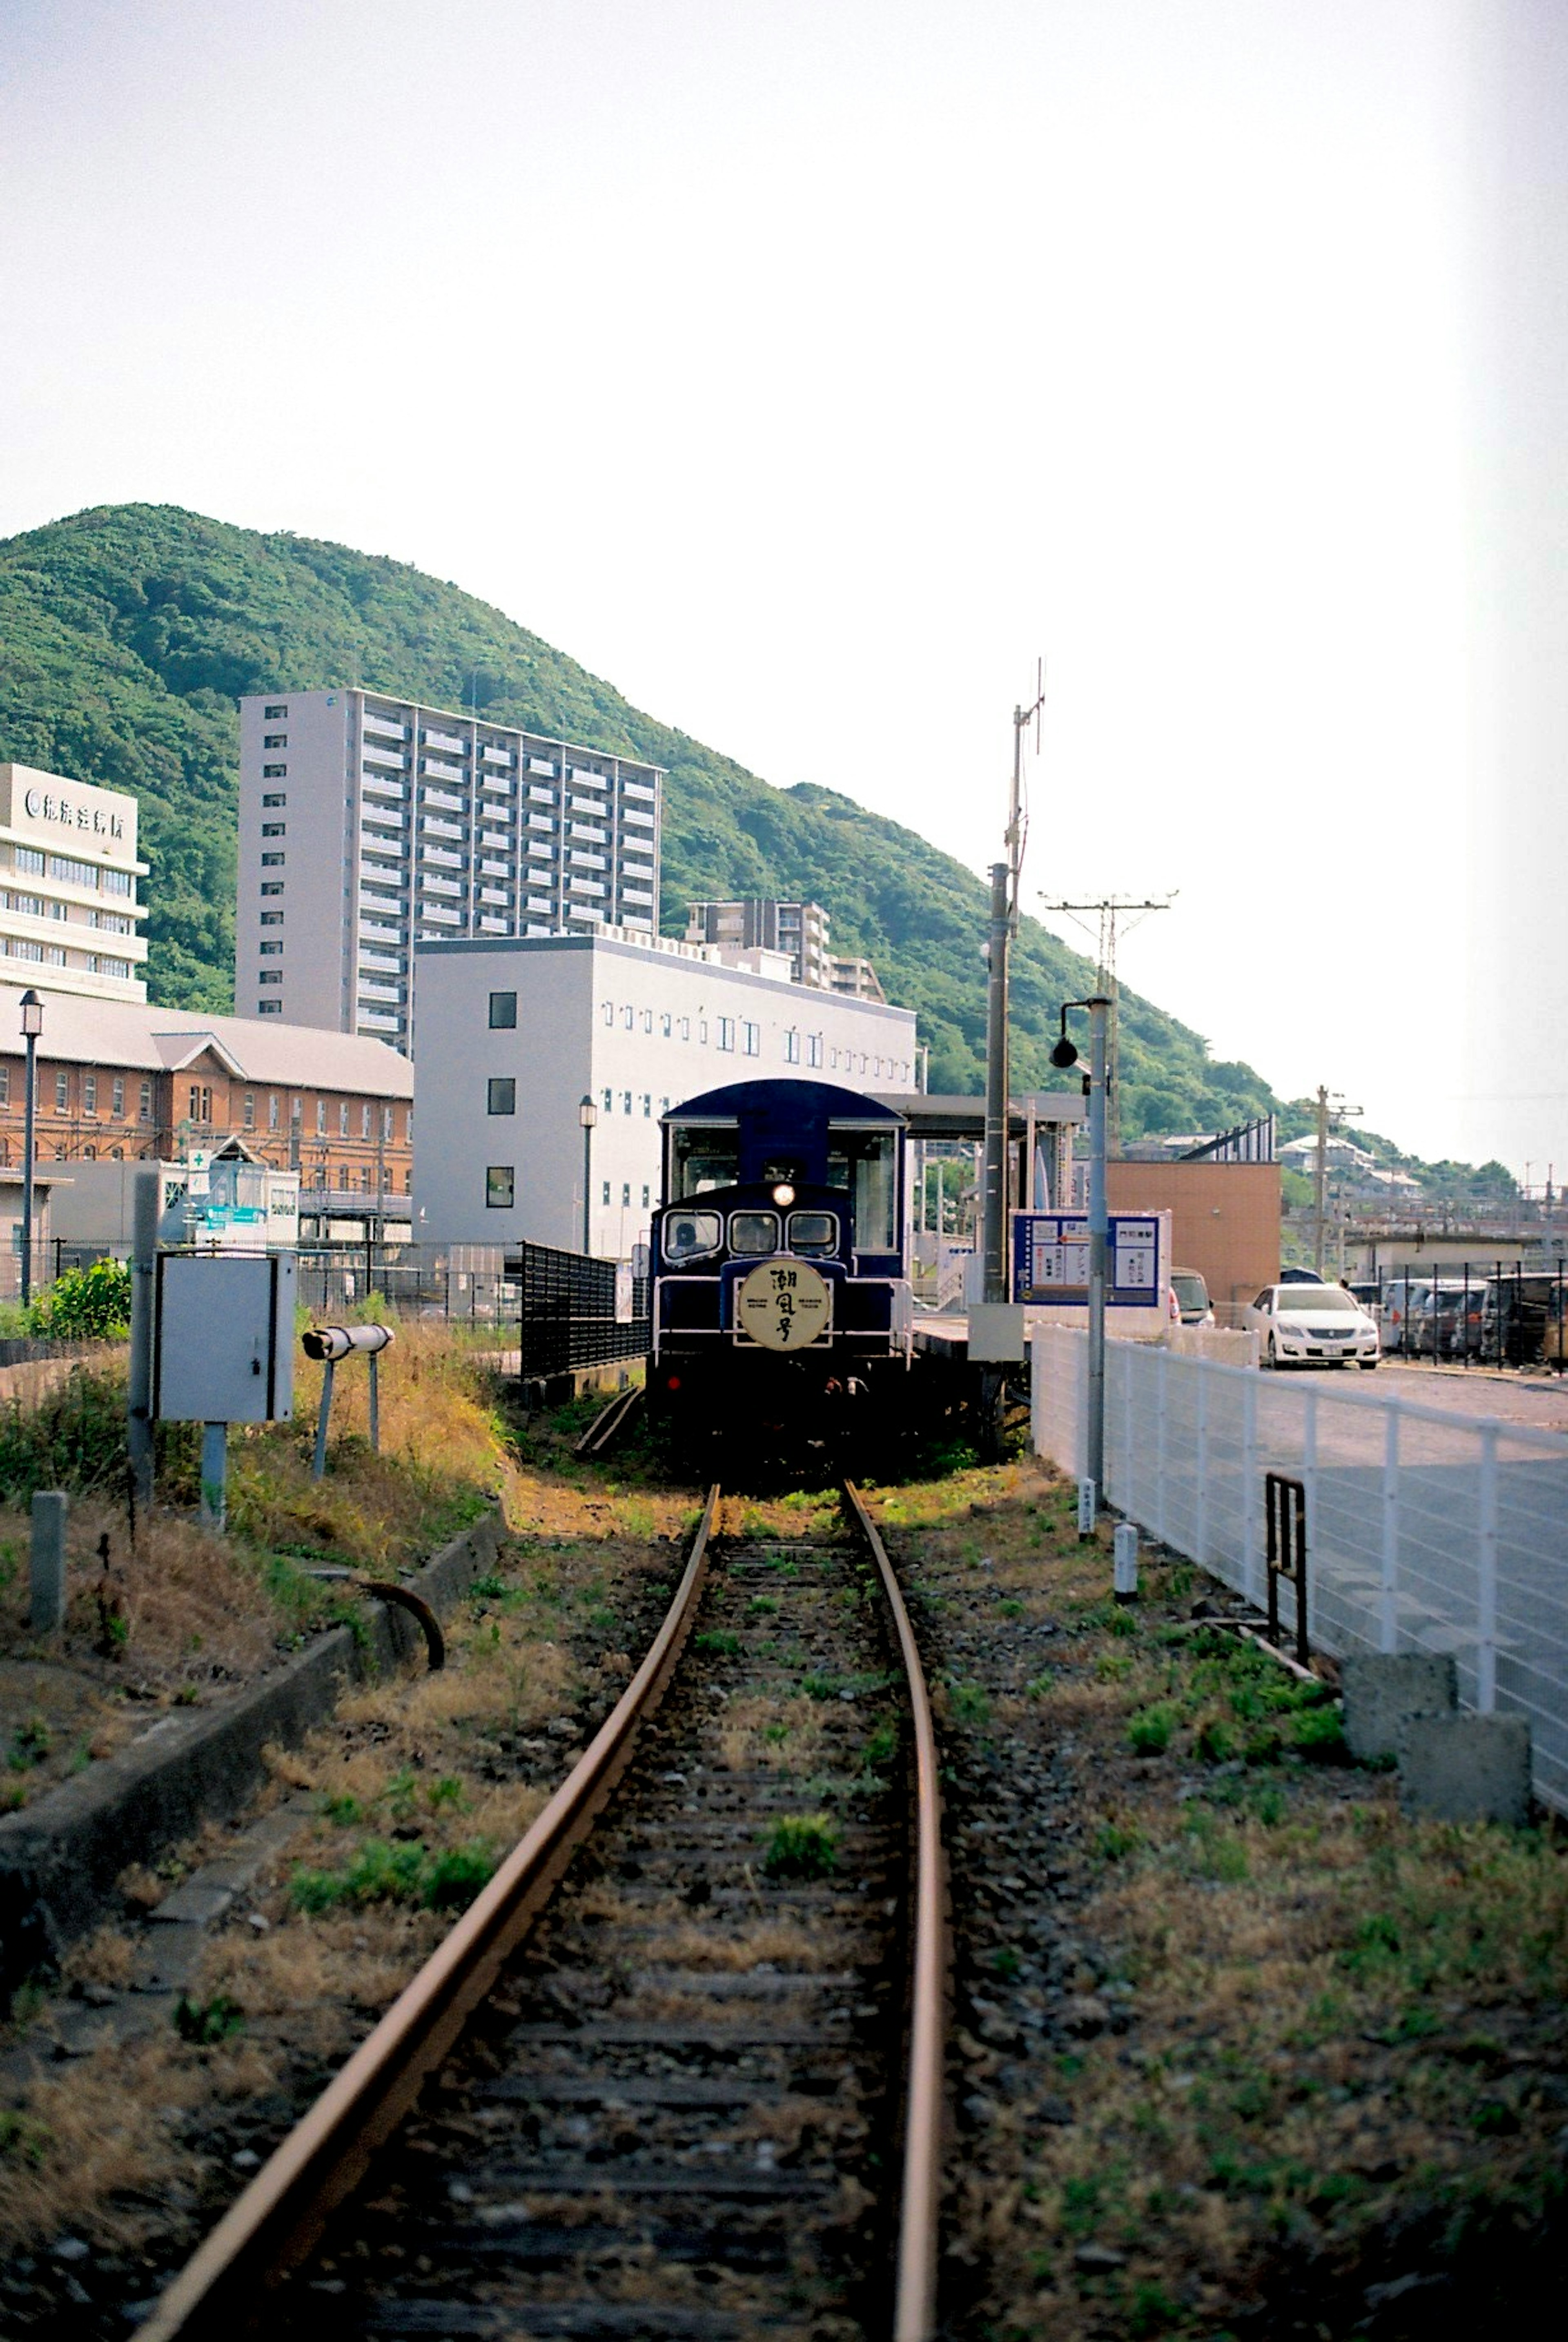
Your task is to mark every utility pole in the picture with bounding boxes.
[980,671,1047,1304]
[1039,896,1173,1157]
[1086,997,1111,1496]
[1312,1086,1364,1275]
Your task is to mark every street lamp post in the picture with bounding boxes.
[579,1095,597,1253]
[1051,995,1111,1506]
[19,990,43,1308]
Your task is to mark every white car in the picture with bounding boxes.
[1243,1283,1381,1370]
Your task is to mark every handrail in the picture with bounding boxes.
[138,1485,723,2342]
[843,1480,949,2342]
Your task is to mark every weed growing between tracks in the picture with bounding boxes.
[869,1457,1568,2339]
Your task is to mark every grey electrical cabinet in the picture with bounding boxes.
[153,1253,296,1423]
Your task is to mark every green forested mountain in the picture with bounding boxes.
[0,501,1274,1124]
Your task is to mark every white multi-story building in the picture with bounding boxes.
[235,689,664,1055]
[412,928,919,1259]
[0,765,148,1003]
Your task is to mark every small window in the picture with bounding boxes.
[622,1005,634,1029]
[784,1029,800,1064]
[663,1208,722,1264]
[140,1079,153,1121]
[261,853,284,868]
[262,735,287,751]
[258,969,282,985]
[259,940,282,956]
[679,1018,690,1041]
[262,763,286,779]
[602,1087,613,1114]
[361,1103,372,1139]
[261,822,285,838]
[742,1022,760,1056]
[621,1091,632,1115]
[729,1209,780,1257]
[717,1017,735,1052]
[641,1184,650,1208]
[261,881,284,896]
[601,1179,611,1204]
[339,1101,350,1136]
[641,1094,651,1117]
[788,1210,838,1256]
[488,1077,516,1115]
[661,1012,672,1037]
[54,1072,68,1112]
[261,911,283,927]
[316,1099,327,1134]
[112,1077,124,1116]
[488,990,517,1029]
[641,1009,653,1033]
[601,999,613,1025]
[621,1181,631,1207]
[807,1034,823,1068]
[261,791,286,807]
[269,1093,280,1130]
[243,1090,255,1129]
[83,1074,97,1114]
[263,702,287,718]
[486,1165,515,1210]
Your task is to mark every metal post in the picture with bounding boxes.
[200,1422,227,1531]
[1207,1368,1217,1564]
[981,862,1011,1302]
[1379,1403,1400,1653]
[20,1027,37,1308]
[368,1349,380,1453]
[1312,1083,1328,1277]
[1477,1421,1498,1710]
[1085,995,1110,1496]
[1156,1339,1169,1551]
[1241,1370,1260,1607]
[312,1357,336,1479]
[126,1166,158,1511]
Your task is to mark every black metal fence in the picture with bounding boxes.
[513,1241,650,1379]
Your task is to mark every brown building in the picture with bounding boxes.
[0,984,414,1196]
[1106,1159,1281,1310]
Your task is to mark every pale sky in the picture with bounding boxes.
[0,0,1560,1177]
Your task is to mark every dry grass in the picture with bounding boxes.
[638,1915,826,1970]
[718,1690,833,1774]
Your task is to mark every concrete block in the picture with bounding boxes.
[1341,1651,1457,1762]
[29,1491,67,1635]
[1398,1713,1532,1827]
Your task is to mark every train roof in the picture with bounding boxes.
[663,1079,906,1125]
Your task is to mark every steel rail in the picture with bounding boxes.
[843,1479,950,2342]
[138,1483,723,2342]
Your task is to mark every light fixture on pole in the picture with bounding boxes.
[578,1094,597,1253]
[18,989,43,1310]
[1051,996,1111,1508]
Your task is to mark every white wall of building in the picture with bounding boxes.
[413,932,919,1257]
[0,765,149,1003]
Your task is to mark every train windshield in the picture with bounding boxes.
[669,1123,739,1196]
[788,1210,838,1256]
[662,1208,723,1263]
[826,1127,898,1253]
[729,1210,781,1256]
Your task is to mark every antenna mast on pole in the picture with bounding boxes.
[1039,893,1174,1157]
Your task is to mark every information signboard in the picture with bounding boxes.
[1011,1212,1164,1307]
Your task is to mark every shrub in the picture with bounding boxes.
[290,1837,496,1914]
[30,1258,132,1340]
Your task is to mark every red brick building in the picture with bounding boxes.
[0,984,413,1196]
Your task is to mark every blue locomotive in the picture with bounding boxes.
[646,1078,913,1441]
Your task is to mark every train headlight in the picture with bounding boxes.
[772,1182,795,1206]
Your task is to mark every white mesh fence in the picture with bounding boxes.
[1031,1327,1568,1814]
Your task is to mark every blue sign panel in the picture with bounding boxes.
[1011,1211,1163,1306]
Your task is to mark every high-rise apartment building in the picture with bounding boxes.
[0,766,148,1004]
[236,690,664,1054]
[684,898,884,1001]
[684,898,833,989]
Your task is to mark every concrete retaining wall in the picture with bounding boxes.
[0,1503,505,1995]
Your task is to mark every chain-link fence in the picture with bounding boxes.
[1032,1326,1568,1814]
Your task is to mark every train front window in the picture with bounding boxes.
[663,1209,722,1263]
[788,1210,838,1256]
[826,1127,898,1253]
[670,1123,739,1196]
[728,1210,780,1256]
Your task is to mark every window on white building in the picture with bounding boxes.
[486,1166,514,1209]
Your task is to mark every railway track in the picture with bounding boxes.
[140,1483,947,2342]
